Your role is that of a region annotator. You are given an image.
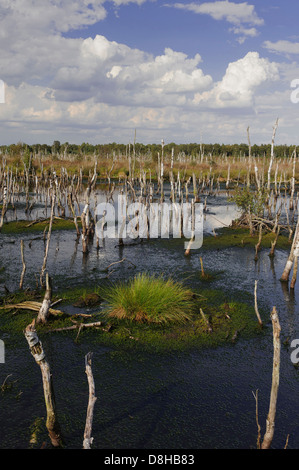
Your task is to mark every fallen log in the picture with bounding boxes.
[46,321,102,333]
[0,301,91,319]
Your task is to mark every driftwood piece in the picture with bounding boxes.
[83,352,97,449]
[261,307,281,449]
[0,301,64,316]
[24,320,62,447]
[47,321,102,333]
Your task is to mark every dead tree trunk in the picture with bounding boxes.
[267,119,279,192]
[261,307,281,449]
[290,256,298,290]
[24,320,62,447]
[37,272,51,325]
[0,184,7,231]
[269,226,280,258]
[280,212,299,282]
[40,193,55,286]
[83,352,97,449]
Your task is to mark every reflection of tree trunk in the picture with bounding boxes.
[290,256,298,290]
[25,320,62,447]
[255,224,262,261]
[261,307,281,449]
[254,281,263,327]
[20,239,26,289]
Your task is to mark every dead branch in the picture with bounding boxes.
[46,321,102,333]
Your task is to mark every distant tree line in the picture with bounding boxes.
[1,140,297,159]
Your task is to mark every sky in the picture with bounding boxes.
[0,0,299,146]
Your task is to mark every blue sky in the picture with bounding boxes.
[0,0,298,146]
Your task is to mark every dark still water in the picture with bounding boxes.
[0,190,299,449]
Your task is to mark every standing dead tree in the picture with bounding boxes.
[261,307,281,449]
[83,352,97,449]
[24,320,62,447]
[267,119,279,192]
[280,210,299,282]
[40,192,56,286]
[81,174,96,254]
[37,272,52,325]
[0,184,7,231]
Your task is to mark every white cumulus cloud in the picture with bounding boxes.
[167,1,264,43]
[193,52,279,108]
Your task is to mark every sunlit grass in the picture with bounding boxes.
[99,273,195,325]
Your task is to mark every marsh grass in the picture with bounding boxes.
[99,273,195,325]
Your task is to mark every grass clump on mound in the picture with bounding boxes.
[100,273,195,325]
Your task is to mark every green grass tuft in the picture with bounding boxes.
[99,273,195,325]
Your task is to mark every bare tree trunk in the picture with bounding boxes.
[24,320,62,447]
[0,184,7,231]
[280,213,299,282]
[267,119,279,192]
[290,256,298,290]
[83,352,97,449]
[40,193,55,286]
[261,307,281,449]
[269,226,280,258]
[37,272,51,325]
[184,199,195,256]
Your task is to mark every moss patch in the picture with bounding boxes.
[0,284,266,353]
[1,218,81,234]
[202,227,291,251]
